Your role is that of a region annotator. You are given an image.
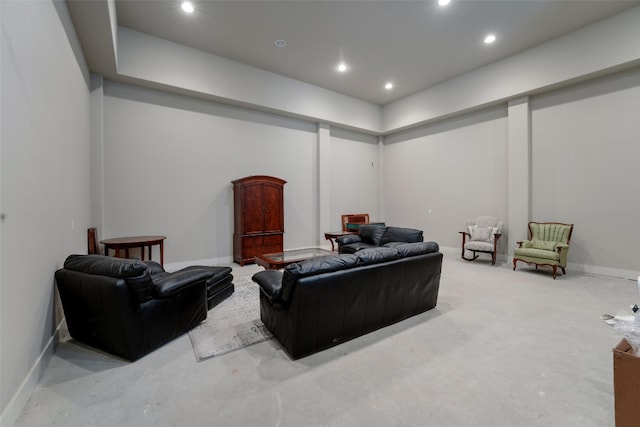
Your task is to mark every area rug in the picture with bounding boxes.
[188,273,273,362]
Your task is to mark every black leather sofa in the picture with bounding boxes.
[336,225,424,254]
[54,255,233,360]
[252,242,442,359]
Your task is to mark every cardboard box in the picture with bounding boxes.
[613,338,640,427]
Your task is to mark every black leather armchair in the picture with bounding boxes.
[55,254,213,360]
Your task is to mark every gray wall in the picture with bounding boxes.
[383,106,509,251]
[2,2,639,425]
[0,0,91,423]
[381,67,640,278]
[101,82,318,262]
[98,81,381,264]
[329,128,380,230]
[530,67,640,275]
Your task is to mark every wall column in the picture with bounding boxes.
[90,74,105,239]
[507,96,531,258]
[377,135,385,222]
[317,123,331,246]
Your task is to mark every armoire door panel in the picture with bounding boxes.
[263,183,284,232]
[242,183,264,234]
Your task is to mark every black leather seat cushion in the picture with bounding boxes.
[179,266,234,309]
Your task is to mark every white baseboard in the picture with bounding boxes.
[0,320,66,427]
[441,245,637,280]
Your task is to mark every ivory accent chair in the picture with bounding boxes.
[513,221,574,279]
[459,216,503,265]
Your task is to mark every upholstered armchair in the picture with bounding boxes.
[459,216,503,265]
[513,221,574,279]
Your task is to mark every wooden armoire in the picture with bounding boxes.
[232,175,286,265]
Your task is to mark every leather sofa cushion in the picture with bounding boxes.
[339,242,376,254]
[152,269,212,298]
[395,241,439,257]
[280,254,359,303]
[380,226,423,245]
[356,247,400,265]
[64,255,154,302]
[64,254,147,278]
[359,225,386,245]
[143,260,166,275]
[336,234,361,246]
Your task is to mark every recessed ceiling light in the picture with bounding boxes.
[181,1,194,13]
[336,62,349,73]
[385,82,393,90]
[438,0,451,6]
[484,34,497,44]
[275,40,286,48]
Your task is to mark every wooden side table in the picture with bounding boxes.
[100,235,167,266]
[323,231,356,252]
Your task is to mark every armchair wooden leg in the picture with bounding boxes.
[561,267,567,275]
[491,252,496,265]
[552,265,557,279]
[512,258,517,271]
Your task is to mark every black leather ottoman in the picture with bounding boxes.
[180,266,234,310]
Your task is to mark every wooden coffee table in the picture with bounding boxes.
[255,248,333,270]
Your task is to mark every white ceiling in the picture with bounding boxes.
[70,0,639,105]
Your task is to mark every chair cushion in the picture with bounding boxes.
[532,240,557,251]
[514,247,560,261]
[464,241,493,251]
[469,226,497,243]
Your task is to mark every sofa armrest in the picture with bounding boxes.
[336,234,362,246]
[152,269,211,298]
[252,270,284,303]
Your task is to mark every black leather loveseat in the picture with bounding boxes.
[55,255,233,360]
[336,225,424,254]
[252,242,442,359]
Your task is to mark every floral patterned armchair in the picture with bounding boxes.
[459,216,503,265]
[513,221,574,279]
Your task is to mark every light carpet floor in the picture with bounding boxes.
[14,252,639,427]
[188,273,272,361]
